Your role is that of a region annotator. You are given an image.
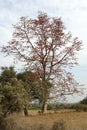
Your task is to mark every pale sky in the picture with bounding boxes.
[0,0,87,102]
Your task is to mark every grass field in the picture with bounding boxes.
[3,110,87,130]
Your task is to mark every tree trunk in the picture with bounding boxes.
[24,107,28,116]
[41,101,47,113]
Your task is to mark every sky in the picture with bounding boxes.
[0,0,87,102]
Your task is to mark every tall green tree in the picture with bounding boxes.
[1,12,82,113]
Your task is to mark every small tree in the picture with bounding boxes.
[0,67,29,116]
[0,80,29,117]
[1,12,82,113]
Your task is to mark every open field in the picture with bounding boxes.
[3,111,87,130]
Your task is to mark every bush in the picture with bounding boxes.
[77,104,87,112]
[47,104,54,110]
[29,104,41,110]
[1,115,24,130]
[0,80,29,116]
[80,97,87,104]
[37,124,45,130]
[70,104,87,112]
[2,118,17,130]
[51,120,66,130]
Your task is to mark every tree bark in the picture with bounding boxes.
[41,100,47,113]
[24,107,28,116]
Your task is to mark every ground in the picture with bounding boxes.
[5,110,87,130]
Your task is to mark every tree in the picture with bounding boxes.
[0,66,16,85]
[1,12,82,113]
[80,96,87,105]
[17,70,52,109]
[0,80,29,117]
[0,67,29,116]
[17,70,40,100]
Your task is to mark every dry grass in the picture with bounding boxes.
[3,111,87,130]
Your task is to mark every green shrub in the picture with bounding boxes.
[77,104,87,112]
[29,104,41,110]
[70,104,87,112]
[47,104,54,110]
[0,80,29,116]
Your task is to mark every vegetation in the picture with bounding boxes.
[80,96,87,104]
[0,11,86,130]
[1,111,87,130]
[0,66,29,116]
[1,11,82,113]
[0,66,87,130]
